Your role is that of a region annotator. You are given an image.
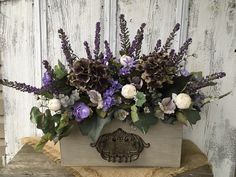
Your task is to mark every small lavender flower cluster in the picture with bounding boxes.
[103,80,122,111]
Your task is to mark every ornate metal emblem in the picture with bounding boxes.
[91,128,150,163]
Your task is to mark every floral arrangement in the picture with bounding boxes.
[0,15,229,150]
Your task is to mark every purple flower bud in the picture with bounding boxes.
[73,102,90,122]
[42,71,52,86]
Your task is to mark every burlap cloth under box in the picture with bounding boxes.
[21,137,210,177]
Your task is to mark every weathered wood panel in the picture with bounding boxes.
[0,145,73,177]
[0,0,41,162]
[116,0,178,55]
[184,0,236,177]
[46,0,104,66]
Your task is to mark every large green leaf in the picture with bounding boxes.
[41,109,55,134]
[30,107,43,125]
[181,109,201,125]
[56,112,70,135]
[134,112,158,134]
[79,115,112,142]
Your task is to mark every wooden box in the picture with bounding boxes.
[60,120,183,167]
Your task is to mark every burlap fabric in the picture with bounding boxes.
[21,137,209,177]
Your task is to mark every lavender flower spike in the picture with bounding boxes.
[42,71,53,86]
[94,22,101,59]
[103,40,113,64]
[83,41,92,60]
[0,79,49,95]
[58,29,76,67]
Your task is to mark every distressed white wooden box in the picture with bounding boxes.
[60,120,182,167]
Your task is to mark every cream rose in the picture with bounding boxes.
[173,93,192,109]
[48,98,61,111]
[120,55,132,66]
[121,84,137,99]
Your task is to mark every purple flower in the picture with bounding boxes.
[119,67,131,75]
[111,80,122,90]
[103,88,115,97]
[103,96,116,111]
[42,71,53,86]
[119,56,136,75]
[73,102,90,122]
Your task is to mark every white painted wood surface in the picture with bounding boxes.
[0,0,235,176]
[184,1,236,177]
[0,0,41,162]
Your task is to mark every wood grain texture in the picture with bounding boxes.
[60,121,183,167]
[116,0,177,56]
[183,0,236,177]
[0,145,73,177]
[46,0,104,66]
[0,0,40,162]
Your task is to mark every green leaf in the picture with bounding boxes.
[41,109,55,134]
[181,109,201,125]
[131,105,139,122]
[79,115,112,142]
[135,92,146,107]
[134,112,158,134]
[58,124,74,140]
[176,111,188,125]
[35,133,52,151]
[56,112,70,135]
[54,60,68,79]
[30,107,43,124]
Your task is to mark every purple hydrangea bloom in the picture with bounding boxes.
[42,71,53,86]
[111,80,122,90]
[103,88,115,97]
[103,96,116,111]
[73,102,90,122]
[102,80,122,111]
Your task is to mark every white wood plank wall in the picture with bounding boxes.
[0,0,235,176]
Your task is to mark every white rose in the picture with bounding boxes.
[48,98,61,111]
[120,55,132,66]
[121,84,137,99]
[172,93,192,109]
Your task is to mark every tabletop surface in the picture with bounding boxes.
[0,144,213,177]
